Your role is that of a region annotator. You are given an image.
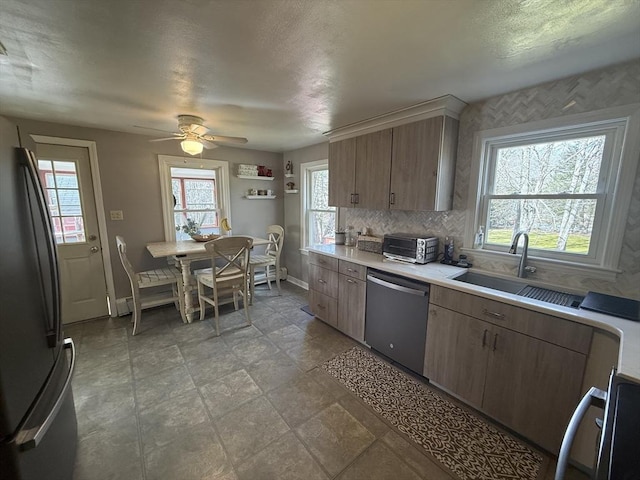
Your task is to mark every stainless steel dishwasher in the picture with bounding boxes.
[365,270,430,375]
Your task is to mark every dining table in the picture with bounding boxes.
[146,236,271,322]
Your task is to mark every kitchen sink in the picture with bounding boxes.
[453,271,526,294]
[452,271,584,308]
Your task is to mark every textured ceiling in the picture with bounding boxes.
[0,0,638,152]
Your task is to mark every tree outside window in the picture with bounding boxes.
[485,135,605,255]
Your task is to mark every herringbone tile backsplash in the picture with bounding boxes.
[343,59,640,299]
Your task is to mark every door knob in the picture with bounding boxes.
[90,246,99,253]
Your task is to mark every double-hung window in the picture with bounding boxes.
[467,105,640,274]
[158,155,231,241]
[301,160,336,248]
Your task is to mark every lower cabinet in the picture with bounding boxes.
[308,253,366,342]
[425,288,591,453]
[337,265,366,342]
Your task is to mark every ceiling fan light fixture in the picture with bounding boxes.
[181,138,203,155]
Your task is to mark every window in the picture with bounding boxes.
[467,105,640,274]
[158,155,231,241]
[301,160,336,248]
[171,169,219,239]
[38,160,85,243]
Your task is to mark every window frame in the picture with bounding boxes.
[300,159,336,251]
[465,104,640,279]
[158,155,231,241]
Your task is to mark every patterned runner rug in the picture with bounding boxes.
[322,347,544,480]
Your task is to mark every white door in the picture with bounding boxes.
[36,143,108,323]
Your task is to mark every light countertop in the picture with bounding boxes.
[308,244,640,383]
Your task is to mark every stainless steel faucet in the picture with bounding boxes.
[509,231,537,278]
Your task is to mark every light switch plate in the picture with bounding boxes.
[110,210,123,221]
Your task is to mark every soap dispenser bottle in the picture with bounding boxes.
[474,226,484,249]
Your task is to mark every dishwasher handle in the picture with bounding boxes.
[555,386,606,480]
[367,274,427,296]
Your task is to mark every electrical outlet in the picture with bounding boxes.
[110,210,123,221]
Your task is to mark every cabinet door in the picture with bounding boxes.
[309,289,337,327]
[355,129,392,209]
[424,305,489,407]
[390,117,443,211]
[338,275,366,342]
[482,325,587,453]
[328,138,356,207]
[309,264,338,298]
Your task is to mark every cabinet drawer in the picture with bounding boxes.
[339,260,367,281]
[309,252,338,271]
[309,289,337,327]
[309,264,339,298]
[430,285,592,354]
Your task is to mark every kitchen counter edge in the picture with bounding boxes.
[307,244,640,383]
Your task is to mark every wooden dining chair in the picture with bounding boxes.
[249,225,284,305]
[115,236,186,335]
[195,236,253,336]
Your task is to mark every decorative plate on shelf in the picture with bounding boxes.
[190,234,220,242]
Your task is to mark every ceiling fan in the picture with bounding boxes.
[149,115,248,155]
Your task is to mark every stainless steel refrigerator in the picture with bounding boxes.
[0,123,78,479]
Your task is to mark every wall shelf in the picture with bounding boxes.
[285,173,295,178]
[237,175,275,181]
[285,189,299,194]
[245,195,277,200]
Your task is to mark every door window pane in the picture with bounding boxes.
[38,159,85,244]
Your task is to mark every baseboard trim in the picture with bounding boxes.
[286,275,308,290]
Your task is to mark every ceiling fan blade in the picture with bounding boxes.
[202,134,248,145]
[191,124,208,136]
[201,139,218,149]
[149,136,181,142]
[133,125,176,134]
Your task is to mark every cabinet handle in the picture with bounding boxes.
[316,304,325,309]
[390,192,395,205]
[482,309,505,320]
[346,279,355,284]
[493,333,498,351]
[354,193,359,204]
[482,329,488,347]
[350,193,356,204]
[347,268,356,272]
[318,279,326,284]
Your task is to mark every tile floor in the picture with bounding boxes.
[67,282,589,480]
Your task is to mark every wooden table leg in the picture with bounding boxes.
[177,257,197,322]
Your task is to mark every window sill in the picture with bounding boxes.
[299,248,309,256]
[461,248,621,283]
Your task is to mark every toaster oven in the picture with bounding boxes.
[382,233,439,264]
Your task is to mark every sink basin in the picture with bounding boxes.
[453,271,526,294]
[452,271,584,308]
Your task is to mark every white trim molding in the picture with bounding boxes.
[30,135,117,317]
[323,94,467,142]
[158,155,231,241]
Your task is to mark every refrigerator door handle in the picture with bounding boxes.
[555,386,607,480]
[21,150,61,348]
[15,338,76,451]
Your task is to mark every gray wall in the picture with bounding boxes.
[8,117,283,299]
[282,142,329,284]
[341,59,640,299]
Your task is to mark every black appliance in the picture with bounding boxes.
[0,127,78,480]
[555,370,640,479]
[365,270,430,374]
